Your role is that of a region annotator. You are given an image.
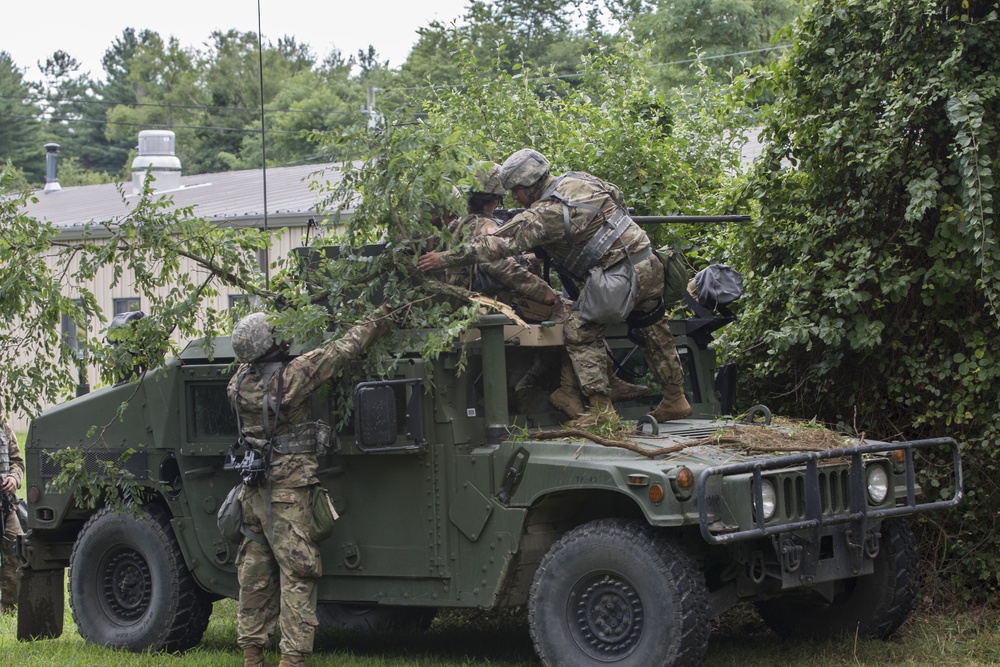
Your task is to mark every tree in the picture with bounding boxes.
[722,0,998,595]
[630,0,800,88]
[34,50,119,181]
[0,52,44,183]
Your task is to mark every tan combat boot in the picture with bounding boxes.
[648,384,693,422]
[609,374,649,401]
[277,655,306,667]
[566,394,616,428]
[243,646,273,667]
[549,385,585,419]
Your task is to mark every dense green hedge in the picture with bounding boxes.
[718,0,999,597]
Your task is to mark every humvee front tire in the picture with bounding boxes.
[68,504,212,652]
[528,518,710,667]
[755,518,918,640]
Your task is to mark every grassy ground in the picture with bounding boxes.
[0,597,998,666]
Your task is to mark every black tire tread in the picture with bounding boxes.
[69,504,212,652]
[527,518,710,667]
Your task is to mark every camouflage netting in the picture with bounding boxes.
[525,417,859,459]
[688,418,860,454]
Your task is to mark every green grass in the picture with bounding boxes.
[1,598,999,666]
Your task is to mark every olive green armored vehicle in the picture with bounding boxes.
[16,267,962,667]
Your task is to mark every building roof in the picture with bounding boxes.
[23,162,346,232]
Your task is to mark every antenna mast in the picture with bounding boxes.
[257,0,270,289]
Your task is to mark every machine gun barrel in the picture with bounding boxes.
[632,215,752,224]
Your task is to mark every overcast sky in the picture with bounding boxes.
[2,0,471,81]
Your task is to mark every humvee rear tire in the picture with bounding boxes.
[317,603,436,634]
[528,518,709,667]
[68,504,212,652]
[755,518,918,640]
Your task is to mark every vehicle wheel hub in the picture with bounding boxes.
[103,549,152,620]
[572,573,643,658]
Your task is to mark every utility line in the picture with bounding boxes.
[0,112,318,134]
[1,43,790,110]
[0,94,358,115]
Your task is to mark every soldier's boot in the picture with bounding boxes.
[609,374,649,401]
[243,646,273,667]
[549,385,585,419]
[648,384,693,422]
[566,394,616,429]
[277,655,306,667]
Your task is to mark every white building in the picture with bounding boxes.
[16,132,346,429]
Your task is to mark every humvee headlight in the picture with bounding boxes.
[667,467,695,501]
[758,479,777,521]
[866,465,890,504]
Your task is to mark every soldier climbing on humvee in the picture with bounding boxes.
[418,148,691,426]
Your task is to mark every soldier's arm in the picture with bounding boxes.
[5,423,23,489]
[479,257,557,304]
[424,206,556,270]
[282,315,391,404]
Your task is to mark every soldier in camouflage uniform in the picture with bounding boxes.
[444,163,559,320]
[1,418,24,614]
[229,310,391,667]
[418,148,690,426]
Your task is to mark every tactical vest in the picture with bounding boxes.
[235,363,327,456]
[539,172,651,281]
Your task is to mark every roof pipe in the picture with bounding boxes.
[43,143,61,194]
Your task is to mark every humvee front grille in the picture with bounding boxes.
[781,468,851,520]
[39,449,148,480]
[696,438,962,545]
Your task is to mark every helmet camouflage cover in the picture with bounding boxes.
[498,149,550,189]
[471,162,505,196]
[231,312,275,363]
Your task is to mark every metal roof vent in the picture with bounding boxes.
[43,143,61,194]
[131,130,182,194]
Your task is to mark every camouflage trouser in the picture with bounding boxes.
[237,484,321,656]
[1,510,19,611]
[564,254,684,398]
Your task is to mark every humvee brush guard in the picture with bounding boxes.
[15,245,962,667]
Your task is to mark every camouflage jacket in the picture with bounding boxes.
[444,213,552,302]
[0,420,23,490]
[228,318,389,488]
[438,172,652,278]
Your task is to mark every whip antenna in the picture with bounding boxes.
[257,0,270,289]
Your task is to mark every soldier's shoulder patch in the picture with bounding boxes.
[484,225,498,235]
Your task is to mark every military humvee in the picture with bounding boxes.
[15,254,962,667]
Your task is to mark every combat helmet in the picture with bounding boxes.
[498,149,550,189]
[471,162,505,196]
[231,312,274,363]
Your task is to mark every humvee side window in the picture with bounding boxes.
[187,381,238,440]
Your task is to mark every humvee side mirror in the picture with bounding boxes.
[354,378,426,453]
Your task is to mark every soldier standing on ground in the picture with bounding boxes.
[1,417,24,614]
[229,309,392,667]
[417,148,691,426]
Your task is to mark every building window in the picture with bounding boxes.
[61,300,89,359]
[114,297,142,315]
